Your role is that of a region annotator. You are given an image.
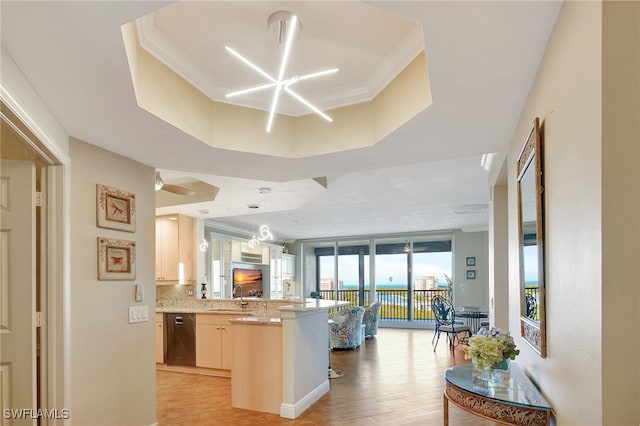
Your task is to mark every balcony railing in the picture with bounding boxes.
[318,288,452,321]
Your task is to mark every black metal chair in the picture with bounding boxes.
[431,295,470,351]
[525,293,537,319]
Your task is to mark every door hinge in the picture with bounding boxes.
[35,311,43,328]
[35,191,42,207]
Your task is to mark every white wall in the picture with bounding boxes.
[505,1,639,424]
[69,139,156,425]
[453,230,489,311]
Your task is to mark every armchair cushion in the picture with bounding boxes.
[330,306,365,349]
[362,302,381,338]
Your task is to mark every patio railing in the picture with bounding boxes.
[317,288,452,321]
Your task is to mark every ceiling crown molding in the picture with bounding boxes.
[135,12,425,116]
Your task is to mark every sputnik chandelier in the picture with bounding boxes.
[225,11,338,133]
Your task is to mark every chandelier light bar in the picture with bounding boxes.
[297,68,339,82]
[224,12,338,132]
[225,46,275,83]
[284,86,333,122]
[277,15,297,81]
[225,82,278,98]
[266,85,283,133]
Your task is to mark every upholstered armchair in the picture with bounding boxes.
[362,301,382,338]
[329,306,365,349]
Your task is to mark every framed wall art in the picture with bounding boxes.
[466,270,476,280]
[96,184,136,232]
[466,256,476,267]
[97,237,136,280]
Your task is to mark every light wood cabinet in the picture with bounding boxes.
[155,313,164,363]
[196,314,233,370]
[156,214,194,284]
[231,321,282,414]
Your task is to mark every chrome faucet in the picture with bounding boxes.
[235,285,248,309]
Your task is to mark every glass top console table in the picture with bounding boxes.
[444,363,552,426]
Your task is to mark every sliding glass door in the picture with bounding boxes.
[311,235,452,326]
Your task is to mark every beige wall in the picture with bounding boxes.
[489,184,509,330]
[601,1,640,423]
[69,139,156,425]
[453,230,489,311]
[506,1,640,424]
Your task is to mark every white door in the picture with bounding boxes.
[0,159,36,425]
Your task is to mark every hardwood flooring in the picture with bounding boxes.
[156,328,498,425]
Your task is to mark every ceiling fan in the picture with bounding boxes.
[155,172,196,196]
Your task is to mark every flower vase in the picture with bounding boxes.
[471,359,510,388]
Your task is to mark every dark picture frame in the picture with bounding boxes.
[466,270,476,280]
[466,256,476,267]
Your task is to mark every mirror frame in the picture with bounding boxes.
[516,117,546,357]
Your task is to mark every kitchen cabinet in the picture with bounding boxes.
[155,313,164,363]
[196,314,233,370]
[156,214,194,284]
[231,240,269,264]
[282,254,296,279]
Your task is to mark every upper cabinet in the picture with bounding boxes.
[282,253,296,279]
[156,214,195,284]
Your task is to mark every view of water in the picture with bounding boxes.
[341,282,448,289]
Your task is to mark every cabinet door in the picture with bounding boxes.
[155,221,163,280]
[196,323,222,369]
[157,216,179,281]
[282,254,296,277]
[155,320,164,363]
[178,214,194,281]
[220,325,232,370]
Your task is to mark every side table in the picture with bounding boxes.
[444,363,552,426]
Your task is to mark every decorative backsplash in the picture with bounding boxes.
[156,284,301,317]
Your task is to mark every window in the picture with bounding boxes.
[310,235,452,326]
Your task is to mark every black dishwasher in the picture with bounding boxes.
[164,313,196,367]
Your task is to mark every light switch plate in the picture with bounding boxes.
[134,283,144,302]
[128,305,149,323]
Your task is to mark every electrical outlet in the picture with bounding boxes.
[128,305,149,323]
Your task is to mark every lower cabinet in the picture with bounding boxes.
[155,313,164,363]
[196,314,232,370]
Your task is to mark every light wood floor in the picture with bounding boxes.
[156,328,498,425]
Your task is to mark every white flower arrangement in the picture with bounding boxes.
[466,327,519,369]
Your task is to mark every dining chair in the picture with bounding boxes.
[431,295,470,351]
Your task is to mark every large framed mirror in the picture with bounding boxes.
[516,117,546,357]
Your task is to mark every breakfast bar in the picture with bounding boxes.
[230,299,350,419]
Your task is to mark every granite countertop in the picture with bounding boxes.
[278,298,351,312]
[229,316,282,326]
[156,307,258,315]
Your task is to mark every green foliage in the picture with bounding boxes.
[467,328,519,369]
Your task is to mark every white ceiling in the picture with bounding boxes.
[1,1,562,241]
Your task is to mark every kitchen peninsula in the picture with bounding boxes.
[157,298,350,419]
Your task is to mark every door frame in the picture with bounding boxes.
[1,99,69,421]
